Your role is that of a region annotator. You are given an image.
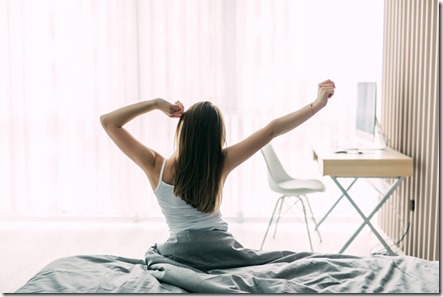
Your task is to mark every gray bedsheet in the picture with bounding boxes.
[16,230,439,293]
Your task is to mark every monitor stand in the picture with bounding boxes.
[333,118,387,151]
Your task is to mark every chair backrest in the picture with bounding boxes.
[261,144,292,190]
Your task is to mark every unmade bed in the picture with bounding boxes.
[16,229,439,293]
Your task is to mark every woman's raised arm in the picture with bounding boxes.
[222,80,335,179]
[100,99,184,186]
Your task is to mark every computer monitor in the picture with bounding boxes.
[355,82,377,141]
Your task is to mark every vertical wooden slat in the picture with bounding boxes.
[411,0,421,258]
[399,0,407,252]
[425,0,433,260]
[398,1,407,238]
[402,1,417,253]
[431,0,438,260]
[432,0,439,261]
[427,0,438,260]
[381,0,439,261]
[392,0,399,149]
[408,0,420,255]
[414,1,426,257]
[422,0,432,260]
[398,0,405,243]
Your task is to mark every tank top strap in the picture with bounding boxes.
[159,159,167,181]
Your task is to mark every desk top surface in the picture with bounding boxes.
[312,145,413,177]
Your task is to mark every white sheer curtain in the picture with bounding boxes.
[0,0,383,219]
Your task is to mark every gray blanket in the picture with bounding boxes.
[16,230,439,293]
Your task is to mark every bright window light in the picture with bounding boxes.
[0,0,383,219]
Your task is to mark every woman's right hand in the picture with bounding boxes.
[314,79,335,109]
[156,99,185,118]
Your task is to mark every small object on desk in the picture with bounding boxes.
[334,150,363,154]
[334,150,347,154]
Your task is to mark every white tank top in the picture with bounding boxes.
[154,159,228,235]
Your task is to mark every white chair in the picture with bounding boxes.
[260,143,325,251]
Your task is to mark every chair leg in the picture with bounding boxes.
[297,196,314,252]
[273,196,286,239]
[303,195,322,243]
[260,196,284,250]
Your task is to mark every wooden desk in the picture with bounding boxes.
[313,146,413,178]
[312,145,413,255]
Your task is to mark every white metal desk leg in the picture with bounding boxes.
[331,176,405,255]
[315,177,358,231]
[331,177,393,254]
[339,176,405,255]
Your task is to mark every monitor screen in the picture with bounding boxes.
[355,82,377,137]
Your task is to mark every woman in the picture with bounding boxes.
[100,79,335,265]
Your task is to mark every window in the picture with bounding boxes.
[0,0,384,219]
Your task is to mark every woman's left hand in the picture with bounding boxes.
[157,99,185,118]
[314,79,335,110]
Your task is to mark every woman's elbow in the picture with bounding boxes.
[100,114,106,127]
[100,114,123,130]
[100,114,110,129]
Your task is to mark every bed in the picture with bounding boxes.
[16,229,439,293]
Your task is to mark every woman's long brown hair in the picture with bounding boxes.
[173,101,226,213]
